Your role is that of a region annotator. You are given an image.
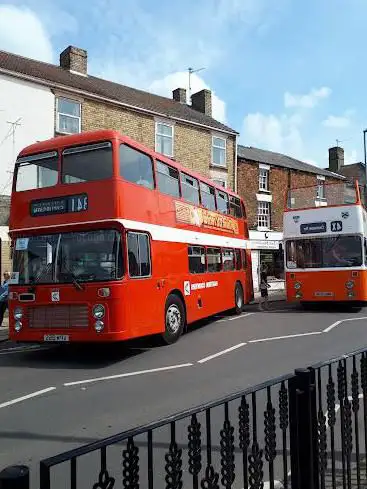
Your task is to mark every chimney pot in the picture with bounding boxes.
[172,88,187,104]
[328,146,344,173]
[191,89,212,117]
[60,46,87,75]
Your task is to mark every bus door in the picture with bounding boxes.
[125,231,160,336]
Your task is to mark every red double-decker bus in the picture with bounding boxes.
[8,129,253,345]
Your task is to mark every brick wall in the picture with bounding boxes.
[0,240,11,277]
[80,99,235,189]
[237,159,341,232]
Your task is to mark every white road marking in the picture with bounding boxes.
[197,343,247,364]
[64,363,194,387]
[217,312,254,323]
[249,331,322,344]
[0,387,56,410]
[323,316,367,333]
[227,313,254,321]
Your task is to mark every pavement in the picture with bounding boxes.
[1,298,367,488]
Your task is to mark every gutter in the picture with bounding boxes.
[0,68,239,137]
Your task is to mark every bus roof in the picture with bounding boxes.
[17,129,241,199]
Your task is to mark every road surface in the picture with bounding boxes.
[0,300,367,487]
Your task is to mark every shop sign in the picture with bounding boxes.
[249,240,280,250]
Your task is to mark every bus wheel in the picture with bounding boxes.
[161,294,185,345]
[234,282,244,314]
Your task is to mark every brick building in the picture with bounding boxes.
[0,46,237,190]
[327,145,366,201]
[237,146,344,291]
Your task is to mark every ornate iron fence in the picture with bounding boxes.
[1,346,367,489]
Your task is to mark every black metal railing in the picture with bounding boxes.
[2,346,367,489]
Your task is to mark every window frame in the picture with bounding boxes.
[211,136,227,167]
[61,141,113,184]
[257,201,271,229]
[235,249,242,270]
[216,188,230,214]
[155,121,174,157]
[56,97,81,135]
[207,246,222,273]
[156,159,180,198]
[15,151,59,192]
[119,143,155,190]
[188,245,206,274]
[259,168,269,192]
[180,172,200,205]
[200,182,217,211]
[222,248,235,271]
[126,231,152,279]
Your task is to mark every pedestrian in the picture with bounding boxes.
[259,269,271,311]
[0,271,10,327]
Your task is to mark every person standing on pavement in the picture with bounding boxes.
[0,271,10,327]
[259,269,271,311]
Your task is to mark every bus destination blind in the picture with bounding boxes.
[30,194,88,216]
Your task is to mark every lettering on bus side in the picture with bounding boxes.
[186,281,219,292]
[175,201,239,234]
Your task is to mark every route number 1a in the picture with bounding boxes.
[330,220,342,232]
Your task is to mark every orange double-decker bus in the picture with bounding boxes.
[284,180,366,304]
[8,129,253,345]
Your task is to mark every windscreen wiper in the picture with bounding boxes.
[60,260,85,291]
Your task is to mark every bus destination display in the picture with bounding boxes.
[30,194,88,216]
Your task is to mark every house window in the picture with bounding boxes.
[155,122,174,157]
[212,136,226,167]
[259,168,269,191]
[258,201,270,229]
[56,97,81,134]
[316,176,325,200]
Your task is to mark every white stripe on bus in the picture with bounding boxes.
[11,218,249,249]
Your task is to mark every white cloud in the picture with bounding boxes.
[0,5,53,62]
[322,110,354,128]
[149,72,226,123]
[284,87,332,109]
[242,112,303,156]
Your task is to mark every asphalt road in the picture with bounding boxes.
[1,300,367,488]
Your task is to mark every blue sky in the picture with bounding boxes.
[0,0,366,168]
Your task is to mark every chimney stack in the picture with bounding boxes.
[191,89,212,117]
[328,146,344,173]
[172,88,187,104]
[60,46,88,75]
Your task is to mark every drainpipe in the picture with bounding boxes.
[234,135,238,193]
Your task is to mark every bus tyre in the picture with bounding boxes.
[234,282,244,314]
[161,294,186,345]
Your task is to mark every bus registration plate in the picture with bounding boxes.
[44,334,69,342]
[314,291,334,297]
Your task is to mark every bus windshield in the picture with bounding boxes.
[285,235,363,269]
[12,229,123,285]
[287,183,358,210]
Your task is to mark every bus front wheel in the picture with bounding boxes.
[234,282,244,314]
[161,294,186,345]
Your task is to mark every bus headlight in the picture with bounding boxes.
[14,321,22,332]
[294,282,302,290]
[92,304,105,319]
[13,307,23,320]
[345,281,354,289]
[94,320,104,332]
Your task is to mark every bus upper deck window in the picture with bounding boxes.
[15,152,58,191]
[62,142,113,184]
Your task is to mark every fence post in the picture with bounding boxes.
[289,368,319,489]
[0,465,29,489]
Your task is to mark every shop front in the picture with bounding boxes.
[248,231,284,292]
